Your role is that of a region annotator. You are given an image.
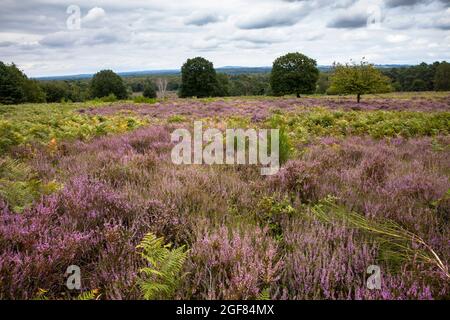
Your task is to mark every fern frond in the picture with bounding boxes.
[137,232,189,300]
[311,198,450,279]
[75,289,100,300]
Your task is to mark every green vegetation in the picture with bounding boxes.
[329,59,392,103]
[434,62,450,91]
[0,62,45,104]
[137,233,189,300]
[312,198,449,278]
[266,108,450,141]
[270,52,319,97]
[0,103,146,153]
[90,70,128,99]
[143,80,157,99]
[179,57,218,98]
[382,61,450,92]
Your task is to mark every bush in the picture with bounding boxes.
[183,226,282,299]
[143,82,157,99]
[133,96,157,104]
[90,70,128,100]
[99,93,117,103]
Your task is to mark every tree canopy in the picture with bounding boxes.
[0,62,45,104]
[143,80,157,98]
[329,59,391,103]
[270,52,319,97]
[179,57,218,98]
[90,70,128,99]
[434,62,450,91]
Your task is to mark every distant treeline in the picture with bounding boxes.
[382,62,450,92]
[1,60,449,105]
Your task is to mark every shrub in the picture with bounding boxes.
[133,96,157,104]
[143,82,157,99]
[0,176,139,299]
[99,93,117,103]
[183,226,283,299]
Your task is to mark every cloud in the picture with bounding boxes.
[39,29,122,47]
[39,32,78,47]
[82,7,106,24]
[327,14,368,28]
[384,0,423,7]
[386,34,410,43]
[384,0,450,7]
[185,12,221,26]
[1,0,450,77]
[236,5,308,29]
[0,41,14,47]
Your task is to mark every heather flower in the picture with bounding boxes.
[183,226,283,300]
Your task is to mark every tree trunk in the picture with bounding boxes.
[357,93,361,103]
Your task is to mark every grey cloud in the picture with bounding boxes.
[385,0,449,7]
[39,30,122,48]
[431,17,450,29]
[284,0,357,8]
[327,15,368,28]
[185,13,221,26]
[236,7,307,29]
[39,32,78,47]
[0,41,15,47]
[384,0,423,7]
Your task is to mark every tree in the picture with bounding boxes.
[316,72,331,94]
[214,73,230,97]
[23,79,45,103]
[0,62,45,104]
[90,70,128,99]
[143,80,157,99]
[0,62,25,104]
[270,52,319,97]
[329,59,391,103]
[411,79,427,92]
[179,57,218,98]
[41,81,69,102]
[434,62,450,91]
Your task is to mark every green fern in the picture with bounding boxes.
[257,288,271,300]
[75,289,100,300]
[137,233,189,300]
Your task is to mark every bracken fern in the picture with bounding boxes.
[311,197,450,279]
[137,233,189,300]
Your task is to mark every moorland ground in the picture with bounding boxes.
[0,92,449,299]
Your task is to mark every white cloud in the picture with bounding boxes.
[82,7,106,24]
[0,0,449,77]
[386,34,410,43]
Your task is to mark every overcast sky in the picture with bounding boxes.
[1,0,449,77]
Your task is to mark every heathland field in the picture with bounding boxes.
[1,92,449,299]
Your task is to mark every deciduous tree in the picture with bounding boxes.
[270,53,319,97]
[329,59,391,103]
